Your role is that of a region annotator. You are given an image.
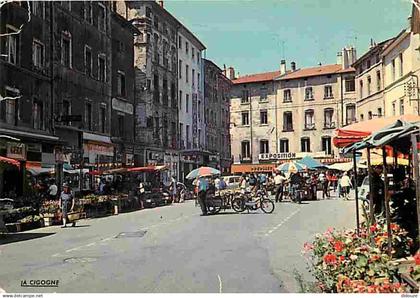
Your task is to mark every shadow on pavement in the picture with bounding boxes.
[67,224,90,228]
[0,232,55,245]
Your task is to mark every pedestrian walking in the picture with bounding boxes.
[339,172,352,200]
[59,183,75,228]
[197,176,209,216]
[47,179,58,200]
[274,171,286,202]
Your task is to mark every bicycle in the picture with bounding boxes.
[231,189,275,214]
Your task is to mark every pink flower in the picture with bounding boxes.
[350,254,358,261]
[303,242,314,252]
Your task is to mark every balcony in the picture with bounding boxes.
[346,118,357,125]
[304,123,316,131]
[239,154,252,163]
[324,122,336,129]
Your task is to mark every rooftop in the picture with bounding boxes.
[278,64,354,80]
[232,70,283,84]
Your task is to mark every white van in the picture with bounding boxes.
[223,175,242,189]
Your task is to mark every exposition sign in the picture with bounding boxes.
[7,142,26,160]
[259,152,296,161]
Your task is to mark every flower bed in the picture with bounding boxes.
[302,221,416,293]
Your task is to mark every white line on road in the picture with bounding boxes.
[0,286,5,293]
[86,242,96,247]
[65,246,82,253]
[264,208,302,237]
[217,274,223,293]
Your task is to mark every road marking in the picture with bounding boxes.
[100,237,112,242]
[217,274,223,293]
[52,253,62,258]
[86,242,96,247]
[66,246,82,253]
[264,208,302,237]
[0,286,5,293]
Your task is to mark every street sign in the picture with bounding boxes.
[55,115,82,122]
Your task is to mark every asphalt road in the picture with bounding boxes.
[0,194,356,293]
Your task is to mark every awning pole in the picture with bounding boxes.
[382,147,392,257]
[367,147,375,226]
[411,133,420,248]
[353,149,360,236]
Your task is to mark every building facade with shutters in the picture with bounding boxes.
[0,1,59,195]
[353,39,395,122]
[119,0,180,179]
[177,24,206,180]
[203,59,232,174]
[229,48,357,172]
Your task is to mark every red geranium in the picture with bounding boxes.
[324,253,338,265]
[369,224,378,233]
[333,240,345,252]
[414,252,420,265]
[339,255,345,262]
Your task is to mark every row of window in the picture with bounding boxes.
[240,79,356,104]
[178,36,201,65]
[359,70,381,98]
[360,108,383,121]
[240,108,337,130]
[240,137,333,158]
[179,60,200,89]
[0,96,44,130]
[59,1,107,32]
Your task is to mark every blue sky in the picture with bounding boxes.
[164,0,413,75]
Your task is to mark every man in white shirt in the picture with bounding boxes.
[339,172,352,200]
[274,172,286,202]
[48,179,58,200]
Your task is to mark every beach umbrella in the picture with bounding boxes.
[186,166,220,179]
[276,161,307,173]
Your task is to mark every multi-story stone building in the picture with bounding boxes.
[353,39,394,122]
[230,48,357,173]
[0,1,59,195]
[110,7,138,168]
[177,24,205,180]
[120,0,179,179]
[203,59,232,173]
[382,22,420,117]
[53,1,113,180]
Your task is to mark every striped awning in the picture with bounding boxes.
[0,156,20,168]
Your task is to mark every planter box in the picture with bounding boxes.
[6,222,21,233]
[43,217,54,227]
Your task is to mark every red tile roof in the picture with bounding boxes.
[232,70,281,84]
[279,64,354,80]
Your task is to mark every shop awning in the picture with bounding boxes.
[231,163,276,174]
[333,114,420,148]
[0,156,20,168]
[127,165,167,173]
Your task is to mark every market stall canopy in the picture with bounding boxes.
[127,165,167,173]
[333,114,420,148]
[0,156,20,168]
[343,119,420,154]
[298,155,325,169]
[87,170,103,176]
[186,167,220,179]
[103,168,128,175]
[276,161,307,173]
[359,156,409,166]
[328,162,367,171]
[27,167,54,176]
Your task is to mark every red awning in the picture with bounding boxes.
[0,156,20,168]
[127,165,167,173]
[87,170,103,176]
[333,114,420,148]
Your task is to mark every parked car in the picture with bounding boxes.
[357,174,393,200]
[223,175,241,189]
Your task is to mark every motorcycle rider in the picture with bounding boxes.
[290,172,304,202]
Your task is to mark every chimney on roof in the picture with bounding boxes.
[280,60,286,75]
[407,15,413,32]
[318,62,322,66]
[337,52,343,66]
[222,64,227,76]
[158,1,164,8]
[342,46,357,69]
[227,67,235,80]
[291,62,296,72]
